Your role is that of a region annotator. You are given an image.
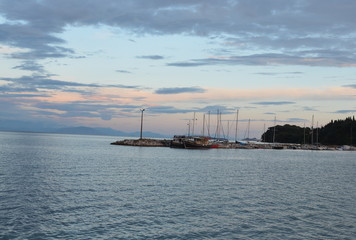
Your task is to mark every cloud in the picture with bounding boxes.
[136,55,165,60]
[0,0,355,68]
[167,52,356,67]
[251,101,296,105]
[196,105,236,114]
[147,104,235,115]
[116,70,132,74]
[12,61,46,73]
[0,93,49,98]
[255,72,303,76]
[343,84,356,89]
[303,106,317,111]
[106,84,139,89]
[167,62,209,67]
[286,118,308,123]
[0,75,140,93]
[155,87,205,94]
[32,101,140,120]
[0,75,99,92]
[334,109,356,114]
[148,106,191,114]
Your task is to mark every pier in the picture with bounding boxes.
[111,138,355,151]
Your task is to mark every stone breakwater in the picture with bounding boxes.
[111,138,170,147]
[111,138,356,151]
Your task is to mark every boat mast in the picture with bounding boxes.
[311,114,314,145]
[220,110,223,138]
[235,109,239,142]
[208,111,211,137]
[273,116,276,143]
[187,120,191,136]
[192,112,196,136]
[219,110,225,139]
[202,114,206,136]
[216,109,220,138]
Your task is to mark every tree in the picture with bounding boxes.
[261,116,356,146]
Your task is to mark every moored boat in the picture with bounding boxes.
[170,135,213,149]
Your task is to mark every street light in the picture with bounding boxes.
[140,108,145,139]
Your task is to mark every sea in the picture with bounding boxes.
[0,131,355,240]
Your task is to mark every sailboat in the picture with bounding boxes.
[170,135,215,149]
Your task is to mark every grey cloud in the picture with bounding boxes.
[197,105,236,114]
[167,62,210,67]
[167,52,356,67]
[13,61,46,73]
[334,109,356,114]
[252,101,296,105]
[34,102,198,116]
[7,75,99,89]
[0,23,72,58]
[286,118,308,123]
[255,72,303,76]
[33,102,139,120]
[1,75,140,92]
[303,106,317,111]
[343,84,356,89]
[35,102,138,112]
[137,55,164,60]
[155,87,205,94]
[148,106,191,114]
[0,0,355,68]
[116,70,132,74]
[106,84,140,89]
[0,84,39,93]
[0,93,49,98]
[141,105,236,115]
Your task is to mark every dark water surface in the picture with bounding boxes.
[0,131,355,239]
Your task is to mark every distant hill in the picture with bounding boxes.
[319,117,355,145]
[261,116,355,146]
[55,126,123,136]
[0,119,168,138]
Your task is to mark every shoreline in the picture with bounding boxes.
[111,138,356,151]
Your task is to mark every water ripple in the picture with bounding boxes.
[0,132,355,239]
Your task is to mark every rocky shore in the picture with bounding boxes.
[111,138,170,147]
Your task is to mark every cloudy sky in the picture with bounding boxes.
[1,0,356,138]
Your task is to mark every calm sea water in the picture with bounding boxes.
[0,131,355,240]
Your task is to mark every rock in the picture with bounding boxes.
[111,138,170,147]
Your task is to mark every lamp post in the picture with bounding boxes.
[140,108,145,139]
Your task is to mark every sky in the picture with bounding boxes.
[1,0,356,139]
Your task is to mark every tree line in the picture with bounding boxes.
[261,116,355,146]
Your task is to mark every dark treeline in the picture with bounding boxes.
[261,116,356,146]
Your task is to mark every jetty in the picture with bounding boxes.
[111,138,170,147]
[111,138,355,151]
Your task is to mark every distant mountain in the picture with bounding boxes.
[55,126,167,138]
[129,131,169,139]
[0,119,168,138]
[56,127,107,135]
[0,119,59,133]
